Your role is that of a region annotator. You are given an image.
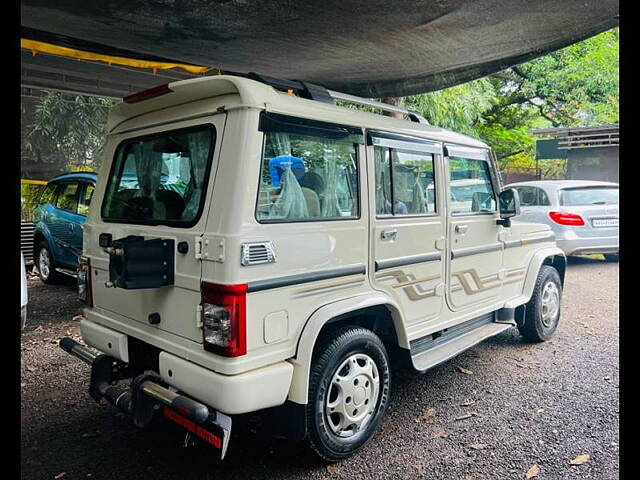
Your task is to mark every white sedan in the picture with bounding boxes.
[505,180,619,260]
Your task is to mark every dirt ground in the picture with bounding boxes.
[20,256,619,479]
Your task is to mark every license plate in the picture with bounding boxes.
[592,218,618,228]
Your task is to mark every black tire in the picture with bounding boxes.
[604,253,619,262]
[36,241,64,285]
[518,265,562,342]
[307,326,391,462]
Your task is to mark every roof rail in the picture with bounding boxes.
[327,90,430,125]
[245,72,429,125]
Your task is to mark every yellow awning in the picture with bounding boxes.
[21,38,212,75]
[21,179,47,185]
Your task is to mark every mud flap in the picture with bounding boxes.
[162,406,233,459]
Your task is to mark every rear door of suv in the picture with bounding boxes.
[89,116,226,344]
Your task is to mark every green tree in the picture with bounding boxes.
[21,89,115,179]
[405,27,618,167]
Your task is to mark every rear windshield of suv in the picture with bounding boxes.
[560,187,619,206]
[101,125,215,226]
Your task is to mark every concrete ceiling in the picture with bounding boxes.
[21,0,618,99]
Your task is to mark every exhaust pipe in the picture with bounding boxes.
[59,337,98,364]
[59,337,209,423]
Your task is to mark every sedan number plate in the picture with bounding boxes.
[591,218,619,228]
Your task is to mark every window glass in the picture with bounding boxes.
[515,186,538,206]
[54,183,79,213]
[448,157,496,214]
[101,126,215,225]
[374,146,436,216]
[538,188,550,206]
[257,131,359,222]
[40,183,57,205]
[78,184,95,216]
[515,186,551,207]
[560,187,618,206]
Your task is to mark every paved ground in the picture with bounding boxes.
[21,257,619,480]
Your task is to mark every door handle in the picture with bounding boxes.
[381,229,398,241]
[455,225,468,234]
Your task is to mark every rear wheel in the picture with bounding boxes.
[36,241,64,284]
[518,265,562,342]
[307,326,391,462]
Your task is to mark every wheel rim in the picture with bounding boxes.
[540,281,560,328]
[325,353,380,438]
[38,248,50,280]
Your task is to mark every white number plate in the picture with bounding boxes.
[592,218,619,228]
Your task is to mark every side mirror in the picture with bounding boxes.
[497,188,520,227]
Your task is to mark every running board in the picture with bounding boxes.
[55,267,77,278]
[410,315,513,373]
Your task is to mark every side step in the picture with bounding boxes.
[410,314,513,373]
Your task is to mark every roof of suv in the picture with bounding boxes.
[109,75,489,150]
[48,171,98,183]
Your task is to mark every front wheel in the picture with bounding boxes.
[518,265,562,342]
[307,326,391,462]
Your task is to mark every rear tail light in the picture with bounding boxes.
[123,84,173,104]
[548,211,585,226]
[201,282,247,357]
[78,256,93,307]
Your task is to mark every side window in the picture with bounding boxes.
[515,186,538,206]
[515,186,551,207]
[54,183,80,213]
[39,183,57,205]
[374,146,436,216]
[448,157,496,214]
[537,188,551,206]
[257,131,359,222]
[78,184,95,216]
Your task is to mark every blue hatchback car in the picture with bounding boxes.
[33,172,97,283]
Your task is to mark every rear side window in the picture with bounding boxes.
[256,116,360,222]
[560,187,619,206]
[448,157,496,214]
[101,125,215,226]
[374,146,436,216]
[515,186,550,206]
[54,183,79,213]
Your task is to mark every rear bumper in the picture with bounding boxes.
[157,351,293,415]
[556,236,618,256]
[59,337,233,458]
[79,319,293,415]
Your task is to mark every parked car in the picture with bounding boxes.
[505,180,619,260]
[33,172,97,283]
[60,75,566,462]
[21,252,28,329]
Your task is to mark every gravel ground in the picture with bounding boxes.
[20,257,619,480]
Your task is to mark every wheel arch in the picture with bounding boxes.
[32,229,54,263]
[287,292,407,405]
[504,246,566,310]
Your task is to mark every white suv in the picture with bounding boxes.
[61,75,566,461]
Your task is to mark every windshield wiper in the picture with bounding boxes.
[591,201,607,205]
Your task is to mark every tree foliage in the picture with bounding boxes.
[21,90,115,179]
[406,28,618,167]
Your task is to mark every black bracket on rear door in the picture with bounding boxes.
[106,236,175,289]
